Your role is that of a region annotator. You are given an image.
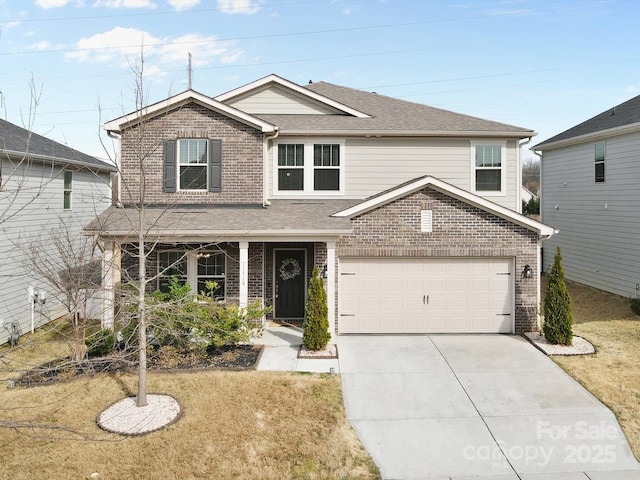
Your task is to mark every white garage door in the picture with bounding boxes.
[338,257,513,334]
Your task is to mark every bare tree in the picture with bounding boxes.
[522,157,540,194]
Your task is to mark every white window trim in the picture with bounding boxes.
[63,171,73,210]
[177,139,208,192]
[158,250,226,300]
[594,141,606,183]
[273,139,346,196]
[189,251,227,299]
[470,140,507,197]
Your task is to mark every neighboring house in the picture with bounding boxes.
[534,94,640,298]
[0,119,114,345]
[88,74,554,336]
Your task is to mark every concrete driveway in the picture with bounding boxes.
[337,334,640,480]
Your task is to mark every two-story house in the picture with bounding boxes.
[534,94,640,298]
[0,119,114,345]
[88,74,554,336]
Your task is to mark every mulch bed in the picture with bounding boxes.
[14,344,263,387]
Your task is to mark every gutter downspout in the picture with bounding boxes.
[517,136,533,214]
[263,127,280,207]
[106,130,122,206]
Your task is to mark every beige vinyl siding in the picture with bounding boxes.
[541,130,640,297]
[0,161,111,344]
[268,137,519,209]
[226,86,340,115]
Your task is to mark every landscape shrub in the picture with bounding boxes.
[543,247,573,345]
[303,266,330,351]
[629,297,640,316]
[86,328,117,358]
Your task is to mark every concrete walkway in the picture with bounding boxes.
[252,324,339,374]
[338,334,640,480]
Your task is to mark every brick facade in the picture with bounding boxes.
[119,103,263,205]
[337,187,540,333]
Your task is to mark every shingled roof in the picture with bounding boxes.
[1,118,115,171]
[254,81,534,137]
[534,94,640,149]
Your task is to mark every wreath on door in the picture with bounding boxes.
[279,258,302,281]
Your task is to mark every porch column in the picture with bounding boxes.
[101,240,115,330]
[239,241,249,308]
[326,241,336,341]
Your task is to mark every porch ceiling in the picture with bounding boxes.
[85,199,356,241]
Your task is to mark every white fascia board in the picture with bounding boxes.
[333,176,556,238]
[103,90,276,133]
[95,230,350,242]
[533,122,640,151]
[280,129,535,138]
[214,74,371,119]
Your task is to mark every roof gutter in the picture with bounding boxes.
[277,129,536,138]
[0,149,116,172]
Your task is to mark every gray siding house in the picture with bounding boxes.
[533,94,640,297]
[89,74,554,336]
[0,119,114,345]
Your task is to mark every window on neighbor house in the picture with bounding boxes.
[196,252,225,299]
[595,141,605,183]
[474,143,503,193]
[63,171,72,210]
[313,144,340,191]
[158,251,188,293]
[277,144,304,191]
[163,139,222,193]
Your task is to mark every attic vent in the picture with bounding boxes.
[420,209,433,233]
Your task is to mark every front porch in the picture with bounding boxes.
[100,239,338,336]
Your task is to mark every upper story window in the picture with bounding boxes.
[277,144,304,190]
[63,171,72,210]
[179,140,208,190]
[274,140,344,195]
[314,144,340,190]
[163,139,222,193]
[594,141,605,183]
[471,141,506,196]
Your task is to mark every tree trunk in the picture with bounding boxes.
[136,232,148,407]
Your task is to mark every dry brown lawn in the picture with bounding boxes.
[0,369,379,479]
[0,323,378,479]
[543,277,640,459]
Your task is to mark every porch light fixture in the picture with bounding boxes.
[522,265,533,279]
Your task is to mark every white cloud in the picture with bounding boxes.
[27,40,60,50]
[66,26,244,74]
[167,0,200,11]
[66,27,158,63]
[217,0,262,15]
[35,0,71,8]
[93,0,156,8]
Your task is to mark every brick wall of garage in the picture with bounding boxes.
[337,187,540,333]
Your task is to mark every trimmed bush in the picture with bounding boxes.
[86,328,117,358]
[543,246,573,345]
[303,266,331,351]
[630,297,640,316]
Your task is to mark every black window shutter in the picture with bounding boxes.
[163,140,177,193]
[209,139,222,193]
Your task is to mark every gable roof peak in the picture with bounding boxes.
[534,93,640,150]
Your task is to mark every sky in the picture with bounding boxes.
[1,0,639,161]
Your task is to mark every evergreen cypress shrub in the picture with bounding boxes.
[303,265,331,351]
[543,246,573,345]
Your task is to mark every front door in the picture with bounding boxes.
[274,249,306,319]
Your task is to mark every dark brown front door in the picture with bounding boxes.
[275,249,306,319]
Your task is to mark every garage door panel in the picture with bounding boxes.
[339,257,513,334]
